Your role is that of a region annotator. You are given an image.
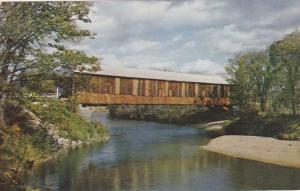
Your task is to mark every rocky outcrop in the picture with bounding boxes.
[43,123,83,148]
[4,101,84,149]
[20,109,42,130]
[108,105,230,124]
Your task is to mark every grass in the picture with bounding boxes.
[24,96,108,142]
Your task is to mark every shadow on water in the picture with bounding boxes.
[25,113,300,191]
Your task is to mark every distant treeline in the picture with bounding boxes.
[226,31,300,115]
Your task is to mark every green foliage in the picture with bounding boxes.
[269,32,300,115]
[64,95,80,113]
[24,96,107,141]
[226,51,271,112]
[0,97,107,189]
[224,114,300,140]
[0,2,100,98]
[226,53,256,110]
[227,31,300,115]
[0,124,51,190]
[0,2,107,189]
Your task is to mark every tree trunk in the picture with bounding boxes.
[0,98,5,127]
[260,98,266,112]
[292,103,296,115]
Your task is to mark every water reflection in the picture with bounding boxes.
[26,113,300,191]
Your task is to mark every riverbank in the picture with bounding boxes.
[0,97,108,190]
[202,135,300,168]
[224,114,300,141]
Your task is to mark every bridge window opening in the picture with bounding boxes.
[207,85,214,97]
[212,85,222,98]
[213,86,217,98]
[99,77,115,94]
[221,85,225,98]
[198,84,213,97]
[158,81,166,96]
[149,80,158,97]
[198,84,204,97]
[138,79,146,96]
[120,78,133,95]
[169,82,181,97]
[87,76,98,93]
[186,83,195,97]
[224,85,230,97]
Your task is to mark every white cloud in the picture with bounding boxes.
[82,1,228,43]
[73,0,300,77]
[182,41,196,49]
[172,34,183,42]
[118,40,161,53]
[101,54,175,71]
[180,59,225,75]
[198,24,296,55]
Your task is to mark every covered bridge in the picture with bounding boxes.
[75,66,230,106]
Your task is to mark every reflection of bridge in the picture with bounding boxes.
[75,66,230,106]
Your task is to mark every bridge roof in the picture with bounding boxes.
[78,65,229,85]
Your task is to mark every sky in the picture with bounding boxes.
[75,0,300,76]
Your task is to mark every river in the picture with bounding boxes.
[26,112,300,191]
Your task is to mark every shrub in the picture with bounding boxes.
[24,96,107,141]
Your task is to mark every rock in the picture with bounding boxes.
[204,125,225,136]
[71,140,83,147]
[21,109,42,130]
[57,138,70,147]
[71,141,77,146]
[52,134,60,141]
[42,104,49,108]
[196,120,228,137]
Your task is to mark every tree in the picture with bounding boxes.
[0,2,100,99]
[269,32,300,115]
[226,51,273,113]
[248,51,272,112]
[225,53,255,110]
[0,2,100,188]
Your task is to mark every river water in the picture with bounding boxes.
[26,112,300,191]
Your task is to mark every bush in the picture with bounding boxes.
[0,97,108,189]
[224,114,300,140]
[0,124,50,190]
[24,96,107,141]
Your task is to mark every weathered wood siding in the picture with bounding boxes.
[76,74,230,106]
[78,92,230,105]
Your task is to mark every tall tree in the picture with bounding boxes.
[226,51,272,112]
[248,51,272,112]
[269,32,300,115]
[225,53,254,110]
[0,2,99,99]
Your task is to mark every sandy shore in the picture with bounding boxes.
[202,135,300,168]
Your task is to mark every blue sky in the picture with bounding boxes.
[75,0,300,76]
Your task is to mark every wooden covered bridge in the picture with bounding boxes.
[75,66,230,106]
